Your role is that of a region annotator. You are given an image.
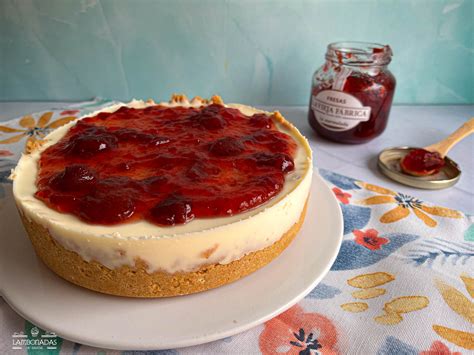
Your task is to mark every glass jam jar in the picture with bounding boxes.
[308,42,396,143]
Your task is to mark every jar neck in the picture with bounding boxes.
[325,41,392,68]
[325,59,389,71]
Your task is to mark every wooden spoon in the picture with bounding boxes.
[400,118,474,176]
[424,117,474,157]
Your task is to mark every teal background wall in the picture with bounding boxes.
[1,0,473,105]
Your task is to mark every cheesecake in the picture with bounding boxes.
[12,95,313,297]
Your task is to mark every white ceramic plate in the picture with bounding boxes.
[0,172,342,350]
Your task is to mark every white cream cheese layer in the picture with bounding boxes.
[13,99,313,273]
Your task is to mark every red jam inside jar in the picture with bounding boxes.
[308,42,396,144]
[35,103,297,226]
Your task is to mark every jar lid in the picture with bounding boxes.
[377,147,461,189]
[326,41,393,66]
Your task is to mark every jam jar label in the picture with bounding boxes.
[311,90,372,131]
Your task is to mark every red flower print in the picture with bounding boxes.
[332,187,351,205]
[353,229,389,251]
[420,340,461,355]
[259,304,339,355]
[60,110,79,116]
[0,150,13,157]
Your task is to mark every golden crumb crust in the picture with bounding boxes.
[19,201,307,298]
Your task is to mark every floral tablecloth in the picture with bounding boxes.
[0,101,473,354]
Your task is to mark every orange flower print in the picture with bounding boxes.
[356,182,462,227]
[332,187,351,205]
[0,112,77,152]
[420,340,461,355]
[353,229,389,250]
[432,275,474,350]
[259,304,339,355]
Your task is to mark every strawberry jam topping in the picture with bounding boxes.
[400,148,445,176]
[35,104,297,226]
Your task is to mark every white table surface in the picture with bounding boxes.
[0,102,472,213]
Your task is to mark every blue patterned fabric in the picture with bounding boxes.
[0,103,472,354]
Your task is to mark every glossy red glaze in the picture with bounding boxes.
[400,148,445,176]
[308,70,396,144]
[35,104,297,226]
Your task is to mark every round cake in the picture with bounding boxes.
[12,95,313,297]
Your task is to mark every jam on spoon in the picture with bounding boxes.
[398,118,474,177]
[400,149,445,176]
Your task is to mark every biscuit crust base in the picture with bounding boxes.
[19,201,307,298]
